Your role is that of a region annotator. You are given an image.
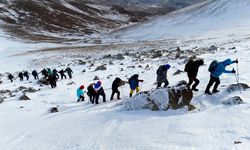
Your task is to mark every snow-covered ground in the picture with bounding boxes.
[1,0,250,149]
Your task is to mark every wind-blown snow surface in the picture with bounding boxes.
[2,0,250,150]
[107,0,250,42]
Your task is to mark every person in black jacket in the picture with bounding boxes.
[41,68,48,78]
[32,70,39,80]
[185,59,204,91]
[23,71,30,81]
[48,74,57,88]
[18,72,24,81]
[87,83,95,104]
[52,69,59,79]
[8,74,14,82]
[110,77,125,100]
[65,67,73,79]
[59,69,67,79]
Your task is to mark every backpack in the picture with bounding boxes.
[208,60,218,72]
[184,59,194,72]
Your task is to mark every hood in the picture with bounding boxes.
[222,59,233,66]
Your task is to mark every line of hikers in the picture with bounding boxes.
[7,67,73,88]
[76,58,239,104]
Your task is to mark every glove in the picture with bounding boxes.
[232,69,236,74]
[234,59,238,64]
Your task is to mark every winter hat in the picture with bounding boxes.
[80,85,84,89]
[97,80,102,85]
[165,64,171,70]
[133,74,139,78]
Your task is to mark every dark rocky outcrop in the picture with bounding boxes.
[222,96,243,105]
[95,65,107,71]
[226,83,250,93]
[124,80,194,111]
[48,107,59,113]
[38,77,50,85]
[19,93,31,100]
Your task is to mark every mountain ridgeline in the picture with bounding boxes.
[0,0,203,43]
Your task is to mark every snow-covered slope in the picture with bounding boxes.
[1,0,250,149]
[108,0,250,41]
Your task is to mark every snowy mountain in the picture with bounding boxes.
[108,0,250,42]
[0,0,203,43]
[1,0,250,150]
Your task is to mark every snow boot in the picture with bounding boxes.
[205,90,212,95]
[212,89,220,93]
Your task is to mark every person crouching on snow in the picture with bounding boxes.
[93,81,106,104]
[128,74,144,97]
[77,85,85,102]
[205,59,238,95]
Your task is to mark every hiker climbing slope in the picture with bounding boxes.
[129,74,144,97]
[205,59,238,95]
[23,71,30,81]
[87,83,95,104]
[32,70,39,80]
[59,69,66,79]
[65,67,73,79]
[156,64,171,88]
[185,59,204,91]
[8,74,14,82]
[77,85,85,102]
[110,77,125,100]
[18,72,24,81]
[94,81,106,104]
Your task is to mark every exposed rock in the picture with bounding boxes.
[67,81,76,85]
[138,65,143,68]
[24,87,39,93]
[95,65,107,71]
[124,80,193,111]
[19,93,30,101]
[109,61,114,65]
[107,74,113,79]
[176,80,188,87]
[176,47,181,51]
[48,107,59,113]
[93,76,100,80]
[82,69,86,73]
[127,66,135,69]
[38,77,50,85]
[120,68,124,71]
[151,51,162,58]
[222,96,243,105]
[226,83,250,93]
[120,63,124,65]
[0,80,2,84]
[208,45,217,51]
[0,98,4,104]
[173,69,185,76]
[79,60,87,65]
[0,89,11,94]
[113,54,125,60]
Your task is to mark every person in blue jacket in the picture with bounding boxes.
[77,85,85,102]
[129,74,144,97]
[205,59,238,95]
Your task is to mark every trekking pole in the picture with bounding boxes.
[234,71,242,94]
[121,86,125,97]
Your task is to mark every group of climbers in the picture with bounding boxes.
[5,57,239,104]
[76,58,238,104]
[7,67,73,89]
